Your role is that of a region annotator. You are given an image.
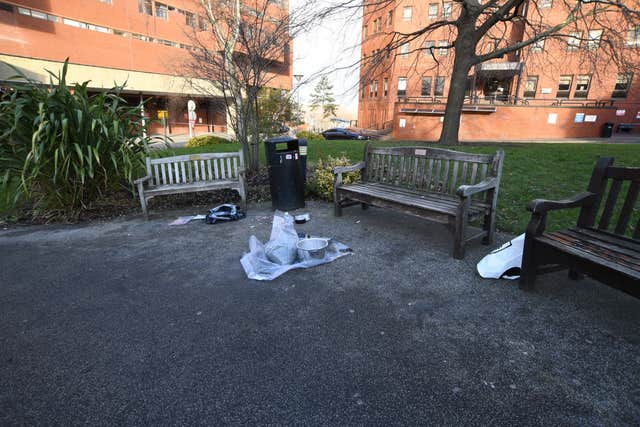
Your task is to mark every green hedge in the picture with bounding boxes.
[186,135,236,147]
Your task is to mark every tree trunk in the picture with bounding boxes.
[438,22,477,145]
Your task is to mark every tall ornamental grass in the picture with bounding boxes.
[0,60,152,212]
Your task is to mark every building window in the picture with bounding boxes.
[421,77,432,96]
[383,78,388,97]
[138,0,152,15]
[428,4,438,19]
[442,2,452,18]
[539,0,552,8]
[530,39,544,52]
[374,80,379,97]
[573,75,591,98]
[199,16,208,31]
[567,32,581,51]
[626,26,640,47]
[0,2,12,12]
[586,29,602,50]
[397,77,407,97]
[363,24,368,39]
[424,40,435,55]
[434,77,445,96]
[402,6,412,22]
[387,10,393,26]
[438,40,448,56]
[185,11,196,27]
[523,76,538,98]
[612,73,632,98]
[99,0,112,3]
[400,43,409,57]
[155,2,168,19]
[369,81,374,98]
[556,75,573,98]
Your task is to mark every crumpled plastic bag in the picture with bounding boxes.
[264,212,298,265]
[240,211,352,281]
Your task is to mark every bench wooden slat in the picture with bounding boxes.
[340,183,487,217]
[579,227,640,252]
[598,179,622,230]
[470,163,478,184]
[615,181,639,235]
[441,160,450,193]
[539,233,640,278]
[559,229,640,266]
[450,161,459,193]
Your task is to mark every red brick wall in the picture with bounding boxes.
[393,105,640,141]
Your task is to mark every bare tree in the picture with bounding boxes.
[182,0,296,171]
[327,0,640,144]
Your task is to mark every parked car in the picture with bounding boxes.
[321,128,370,140]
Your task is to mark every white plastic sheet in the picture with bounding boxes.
[240,212,352,281]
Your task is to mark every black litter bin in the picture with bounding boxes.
[265,136,307,211]
[602,122,614,138]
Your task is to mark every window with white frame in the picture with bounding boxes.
[612,73,632,98]
[400,43,409,57]
[421,77,432,96]
[567,32,581,51]
[530,39,544,52]
[397,77,407,96]
[539,0,552,8]
[434,76,445,96]
[438,40,448,56]
[586,29,602,49]
[574,75,591,98]
[424,40,435,55]
[155,2,168,19]
[523,76,538,98]
[442,2,452,18]
[402,6,412,22]
[556,75,572,98]
[387,10,393,26]
[138,0,152,15]
[626,26,640,47]
[374,80,378,97]
[428,4,438,19]
[369,81,374,98]
[383,78,388,97]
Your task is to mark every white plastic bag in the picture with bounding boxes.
[240,212,353,281]
[477,234,525,280]
[264,212,298,265]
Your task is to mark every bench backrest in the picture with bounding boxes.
[146,150,244,187]
[578,157,640,239]
[363,145,504,197]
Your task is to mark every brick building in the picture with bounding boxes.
[358,0,640,141]
[0,0,291,136]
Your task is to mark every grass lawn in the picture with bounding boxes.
[155,140,640,234]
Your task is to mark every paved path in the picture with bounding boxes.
[1,202,638,425]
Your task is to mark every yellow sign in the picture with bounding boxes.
[157,110,168,119]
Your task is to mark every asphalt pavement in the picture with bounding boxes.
[1,202,638,425]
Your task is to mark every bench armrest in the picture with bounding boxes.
[134,175,152,185]
[456,177,497,198]
[333,162,366,175]
[528,192,596,214]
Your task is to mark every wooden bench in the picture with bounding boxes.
[520,157,640,298]
[135,150,247,219]
[333,145,505,259]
